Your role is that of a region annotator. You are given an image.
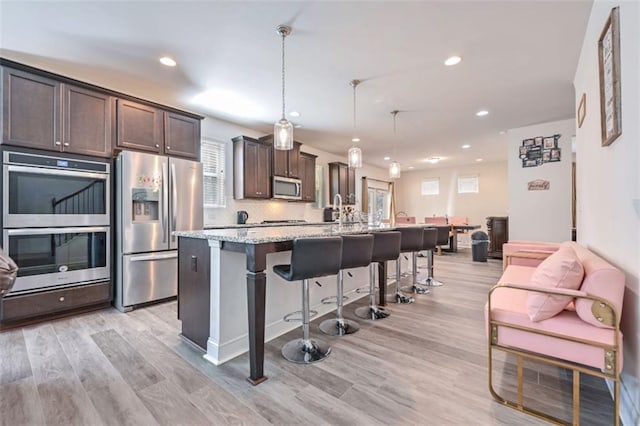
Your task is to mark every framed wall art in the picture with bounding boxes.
[577,93,586,128]
[519,134,561,168]
[598,6,622,146]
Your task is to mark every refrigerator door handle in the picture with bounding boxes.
[171,162,177,242]
[161,162,168,243]
[129,252,178,262]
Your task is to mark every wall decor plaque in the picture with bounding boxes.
[528,179,550,191]
[598,7,622,146]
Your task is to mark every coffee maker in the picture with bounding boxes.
[323,207,337,222]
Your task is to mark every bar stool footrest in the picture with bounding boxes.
[283,309,319,322]
[320,295,348,305]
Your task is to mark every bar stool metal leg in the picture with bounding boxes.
[402,252,431,294]
[282,279,331,363]
[355,263,390,320]
[320,271,360,336]
[386,259,414,304]
[426,249,444,287]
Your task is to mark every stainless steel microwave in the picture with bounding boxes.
[272,176,302,200]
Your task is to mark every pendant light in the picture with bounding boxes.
[347,79,363,168]
[389,110,401,179]
[274,25,293,150]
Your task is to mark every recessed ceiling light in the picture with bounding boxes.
[499,130,506,135]
[294,124,302,128]
[476,158,483,162]
[159,56,177,67]
[289,111,300,117]
[408,166,415,170]
[427,157,441,164]
[352,137,360,142]
[444,55,462,66]
[383,156,391,161]
[461,144,471,149]
[476,110,489,117]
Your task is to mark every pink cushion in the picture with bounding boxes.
[566,242,626,328]
[424,216,447,225]
[526,247,584,321]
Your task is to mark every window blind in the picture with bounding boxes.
[457,175,479,194]
[201,138,226,207]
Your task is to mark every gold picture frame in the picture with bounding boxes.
[598,7,621,146]
[577,93,586,128]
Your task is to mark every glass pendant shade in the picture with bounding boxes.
[348,145,362,168]
[274,118,293,150]
[389,161,401,179]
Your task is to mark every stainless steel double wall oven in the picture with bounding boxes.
[1,148,110,295]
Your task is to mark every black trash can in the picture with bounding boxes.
[471,231,489,262]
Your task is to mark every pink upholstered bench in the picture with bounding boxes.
[486,241,625,425]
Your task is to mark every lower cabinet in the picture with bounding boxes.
[177,237,210,349]
[0,281,111,323]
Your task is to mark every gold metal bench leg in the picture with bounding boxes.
[517,356,523,409]
[573,370,580,426]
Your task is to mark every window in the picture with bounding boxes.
[367,188,390,220]
[421,178,440,195]
[457,175,479,194]
[201,138,226,207]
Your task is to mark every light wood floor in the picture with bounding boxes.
[0,249,615,425]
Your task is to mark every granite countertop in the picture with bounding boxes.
[175,222,434,244]
[203,221,332,229]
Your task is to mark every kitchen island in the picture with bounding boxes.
[174,223,422,385]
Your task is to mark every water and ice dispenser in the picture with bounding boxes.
[131,188,159,222]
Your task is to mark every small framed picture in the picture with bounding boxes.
[523,159,537,168]
[523,139,534,147]
[549,149,561,162]
[519,146,527,156]
[577,93,586,128]
[542,151,551,162]
[534,137,543,146]
[543,137,556,149]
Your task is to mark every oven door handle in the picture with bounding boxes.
[6,226,110,236]
[129,252,178,262]
[6,164,108,180]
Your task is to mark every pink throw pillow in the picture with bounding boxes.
[526,247,585,321]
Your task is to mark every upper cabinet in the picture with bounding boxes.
[1,61,202,160]
[233,136,271,199]
[259,135,301,178]
[329,162,356,205]
[2,67,112,157]
[116,101,201,160]
[299,152,317,202]
[116,100,163,154]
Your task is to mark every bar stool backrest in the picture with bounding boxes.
[434,225,450,246]
[422,228,437,250]
[398,227,424,253]
[340,235,374,270]
[283,237,343,281]
[371,231,401,262]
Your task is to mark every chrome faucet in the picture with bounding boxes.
[332,193,342,227]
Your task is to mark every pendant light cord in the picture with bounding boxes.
[281,31,286,120]
[353,83,357,135]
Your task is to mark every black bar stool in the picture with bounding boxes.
[427,225,449,286]
[273,237,343,364]
[417,227,442,287]
[320,234,374,336]
[434,225,450,256]
[386,227,422,303]
[403,227,436,294]
[355,231,400,320]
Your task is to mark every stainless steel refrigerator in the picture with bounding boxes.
[115,151,202,312]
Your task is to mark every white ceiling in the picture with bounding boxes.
[0,0,592,170]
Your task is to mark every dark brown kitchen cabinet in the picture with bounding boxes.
[164,112,201,160]
[487,216,509,259]
[329,162,356,205]
[1,67,112,157]
[177,237,210,349]
[233,136,271,199]
[116,99,163,154]
[299,152,317,202]
[259,135,301,178]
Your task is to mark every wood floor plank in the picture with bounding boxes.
[188,384,270,426]
[52,319,159,426]
[0,329,32,385]
[0,376,46,426]
[136,379,209,426]
[91,329,165,391]
[22,323,104,426]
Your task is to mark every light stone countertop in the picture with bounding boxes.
[175,222,434,244]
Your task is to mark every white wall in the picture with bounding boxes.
[395,161,508,229]
[507,119,575,242]
[574,1,640,423]
[200,116,389,226]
